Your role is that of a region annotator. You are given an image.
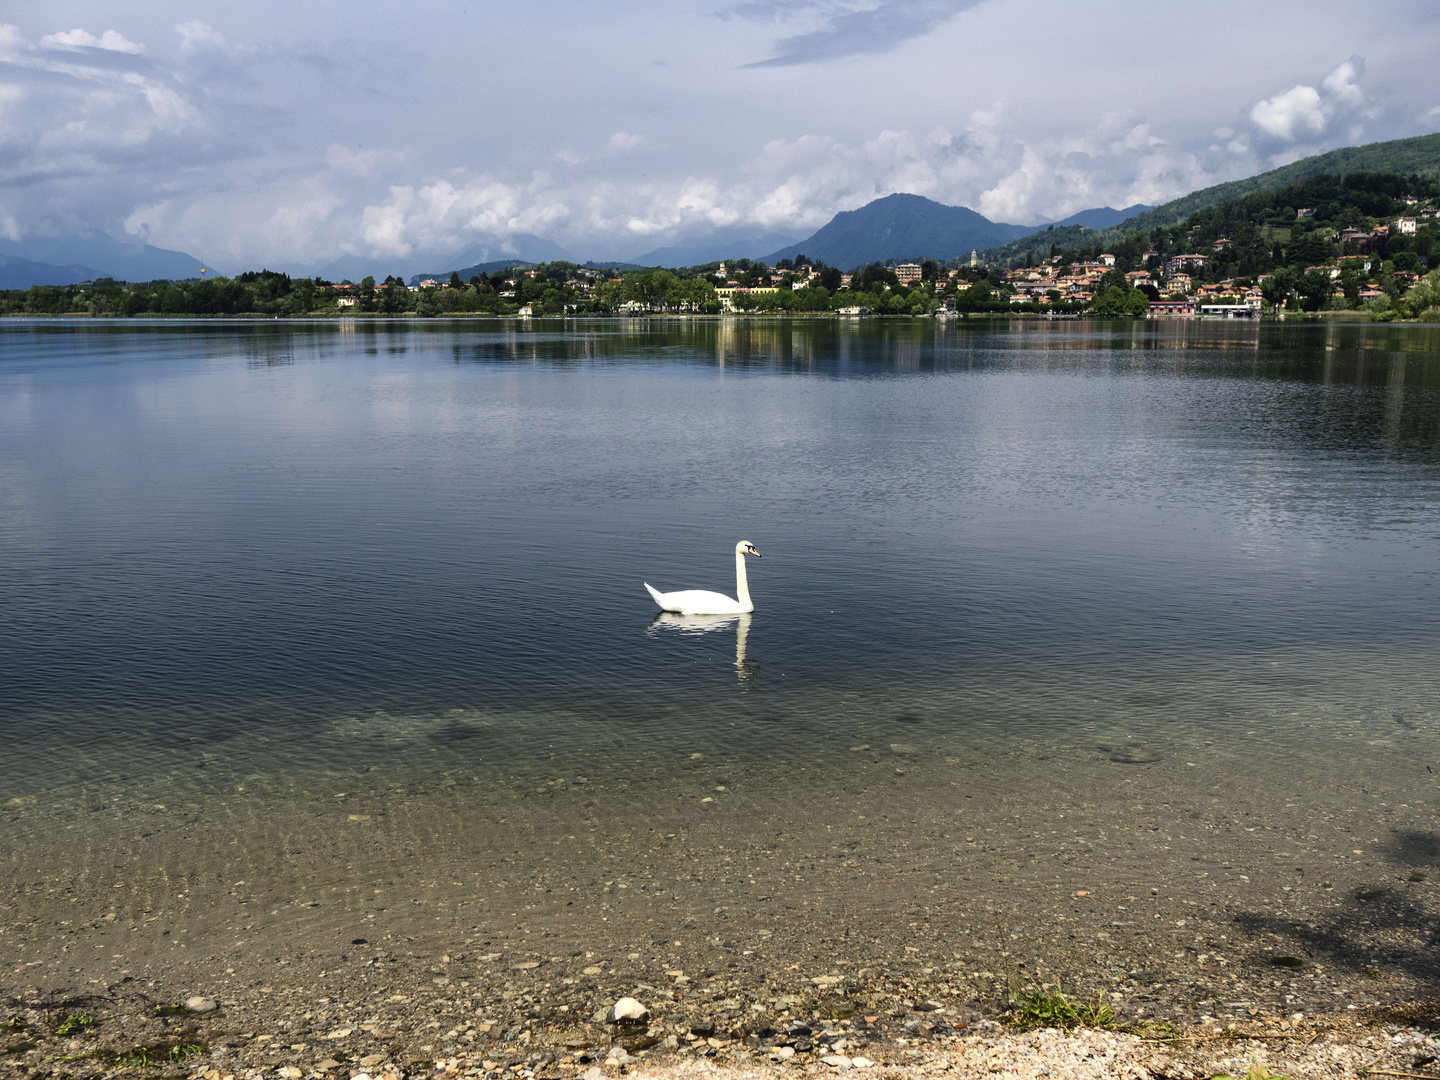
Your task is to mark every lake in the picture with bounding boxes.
[3,316,1440,1027]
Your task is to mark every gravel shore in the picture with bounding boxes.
[7,728,1440,1078]
[5,978,1440,1080]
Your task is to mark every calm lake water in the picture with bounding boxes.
[2,317,1439,798]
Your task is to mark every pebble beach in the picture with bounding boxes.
[6,741,1440,1080]
[5,974,1440,1080]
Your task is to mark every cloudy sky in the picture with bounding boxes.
[2,0,1439,270]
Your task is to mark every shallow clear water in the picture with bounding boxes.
[2,317,1440,798]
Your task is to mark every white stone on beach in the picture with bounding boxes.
[606,997,648,1024]
[602,1047,629,1069]
[185,996,218,1013]
[820,1055,852,1069]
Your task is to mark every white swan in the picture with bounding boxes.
[644,541,760,615]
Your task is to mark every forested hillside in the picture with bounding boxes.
[979,132,1440,266]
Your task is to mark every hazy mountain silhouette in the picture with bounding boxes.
[0,254,105,289]
[0,234,205,282]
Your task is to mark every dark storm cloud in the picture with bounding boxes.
[743,0,981,67]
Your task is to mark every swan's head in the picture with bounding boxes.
[736,540,760,558]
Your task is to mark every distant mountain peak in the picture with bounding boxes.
[760,193,1030,269]
[759,193,1053,269]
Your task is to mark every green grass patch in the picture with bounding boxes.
[95,1042,207,1069]
[56,1013,96,1036]
[2,1017,24,1033]
[1005,986,1119,1031]
[152,1004,189,1018]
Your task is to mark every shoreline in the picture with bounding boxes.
[6,742,1440,1077]
[5,960,1438,1080]
[3,311,1430,323]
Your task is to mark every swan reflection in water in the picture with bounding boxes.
[647,611,753,683]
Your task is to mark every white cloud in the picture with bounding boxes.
[1250,84,1325,141]
[174,20,225,55]
[1321,56,1365,107]
[350,178,573,258]
[608,132,643,152]
[1248,56,1371,145]
[0,23,33,60]
[40,28,143,54]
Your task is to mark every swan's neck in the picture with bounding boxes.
[735,550,753,610]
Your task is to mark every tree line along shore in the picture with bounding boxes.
[3,171,1439,322]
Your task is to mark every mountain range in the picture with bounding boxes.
[321,233,572,284]
[1042,204,1155,231]
[0,254,105,290]
[754,196,1156,269]
[0,234,206,285]
[4,132,1438,288]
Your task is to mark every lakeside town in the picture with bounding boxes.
[3,171,1438,322]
